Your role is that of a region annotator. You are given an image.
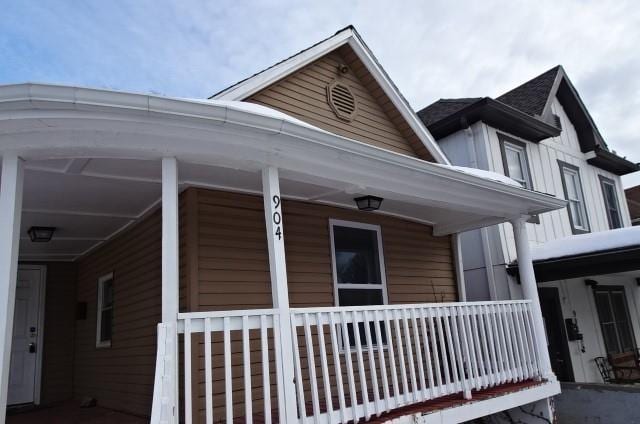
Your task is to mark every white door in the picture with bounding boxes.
[7,267,44,405]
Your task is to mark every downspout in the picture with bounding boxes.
[452,233,466,301]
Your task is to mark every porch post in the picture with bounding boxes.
[511,216,555,380]
[261,166,298,423]
[0,153,24,422]
[161,157,179,422]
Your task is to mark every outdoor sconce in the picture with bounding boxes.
[585,279,598,288]
[27,226,56,243]
[354,195,383,211]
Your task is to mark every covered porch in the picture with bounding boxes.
[0,84,565,423]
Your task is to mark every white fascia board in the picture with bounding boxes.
[212,28,450,165]
[344,36,450,165]
[0,84,565,227]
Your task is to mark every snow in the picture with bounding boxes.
[198,98,324,131]
[531,226,640,262]
[439,165,523,187]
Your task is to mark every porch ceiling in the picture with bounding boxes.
[0,83,567,260]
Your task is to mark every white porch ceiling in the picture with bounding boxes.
[16,157,476,262]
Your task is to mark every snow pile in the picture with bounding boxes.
[440,165,523,187]
[209,99,324,131]
[531,226,640,262]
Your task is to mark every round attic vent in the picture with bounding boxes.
[327,80,358,122]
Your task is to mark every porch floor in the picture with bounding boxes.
[6,401,147,424]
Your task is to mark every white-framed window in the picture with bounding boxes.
[96,273,114,348]
[329,219,388,347]
[499,135,533,190]
[599,176,622,229]
[558,162,590,234]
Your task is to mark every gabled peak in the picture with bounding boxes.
[497,65,562,118]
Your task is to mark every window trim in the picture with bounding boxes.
[328,219,389,307]
[558,160,590,234]
[598,175,623,229]
[498,134,539,223]
[498,133,534,190]
[96,272,114,348]
[592,285,637,354]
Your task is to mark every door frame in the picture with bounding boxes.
[538,286,575,382]
[14,264,47,405]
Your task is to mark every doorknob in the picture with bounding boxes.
[28,343,36,353]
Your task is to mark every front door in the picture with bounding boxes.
[539,287,574,382]
[8,266,44,405]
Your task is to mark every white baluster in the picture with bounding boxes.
[329,313,346,423]
[260,315,272,424]
[224,317,233,423]
[204,318,213,424]
[315,313,333,418]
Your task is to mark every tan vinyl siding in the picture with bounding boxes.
[40,262,77,405]
[73,209,163,417]
[188,187,456,422]
[247,46,434,161]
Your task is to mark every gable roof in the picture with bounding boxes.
[497,66,560,117]
[419,66,638,175]
[211,26,450,164]
[418,97,560,142]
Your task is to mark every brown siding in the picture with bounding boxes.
[73,210,163,416]
[189,187,456,421]
[247,47,434,161]
[40,262,77,405]
[193,188,456,312]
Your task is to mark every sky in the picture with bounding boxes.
[1,0,639,187]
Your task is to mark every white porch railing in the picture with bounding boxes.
[152,300,543,424]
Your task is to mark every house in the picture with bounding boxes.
[0,27,567,424]
[626,185,640,226]
[419,66,640,385]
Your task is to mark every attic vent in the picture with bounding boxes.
[552,114,562,130]
[327,80,358,121]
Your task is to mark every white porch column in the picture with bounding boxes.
[511,216,555,381]
[0,154,24,423]
[161,157,179,423]
[261,166,298,423]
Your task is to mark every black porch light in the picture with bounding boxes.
[354,195,383,211]
[27,226,56,243]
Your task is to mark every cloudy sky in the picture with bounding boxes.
[2,0,639,186]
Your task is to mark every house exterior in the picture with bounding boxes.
[419,66,640,385]
[0,27,567,424]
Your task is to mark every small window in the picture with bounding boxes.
[498,134,533,190]
[96,273,114,348]
[599,176,622,229]
[558,161,590,234]
[593,286,636,354]
[330,220,388,347]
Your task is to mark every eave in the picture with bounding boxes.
[507,245,640,282]
[585,146,639,176]
[426,98,561,142]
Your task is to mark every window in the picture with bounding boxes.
[96,273,114,348]
[330,220,387,346]
[499,135,534,190]
[558,161,590,234]
[599,176,622,229]
[593,286,636,354]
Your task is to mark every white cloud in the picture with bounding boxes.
[1,0,639,185]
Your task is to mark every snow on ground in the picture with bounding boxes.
[531,226,640,261]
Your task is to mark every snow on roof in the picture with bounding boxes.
[440,165,523,187]
[531,226,640,262]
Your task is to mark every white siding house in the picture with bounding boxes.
[420,66,640,385]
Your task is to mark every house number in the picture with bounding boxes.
[272,195,282,240]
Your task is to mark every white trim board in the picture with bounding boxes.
[212,26,451,165]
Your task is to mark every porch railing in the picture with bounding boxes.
[154,300,543,423]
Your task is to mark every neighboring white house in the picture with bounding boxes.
[419,65,640,384]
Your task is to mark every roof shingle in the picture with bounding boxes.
[496,66,561,117]
[417,98,482,126]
